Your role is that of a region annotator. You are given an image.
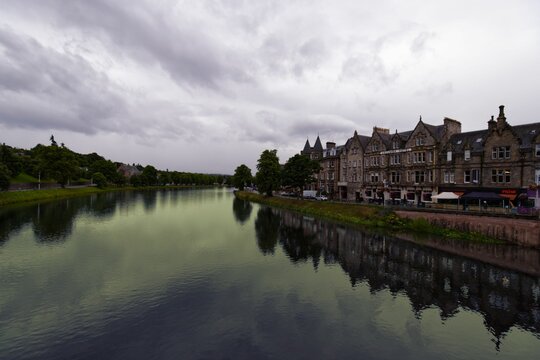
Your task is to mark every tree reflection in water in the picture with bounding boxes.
[254,207,540,350]
[254,207,280,255]
[232,197,253,225]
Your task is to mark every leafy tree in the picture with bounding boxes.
[92,172,107,189]
[282,154,321,195]
[0,144,21,176]
[37,145,78,187]
[130,174,142,187]
[141,165,158,186]
[232,164,252,190]
[255,149,281,196]
[0,163,11,191]
[89,159,118,182]
[158,171,171,185]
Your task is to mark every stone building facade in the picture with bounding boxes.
[300,105,540,207]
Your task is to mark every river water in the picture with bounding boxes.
[0,188,539,359]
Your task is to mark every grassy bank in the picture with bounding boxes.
[0,185,213,207]
[236,192,503,244]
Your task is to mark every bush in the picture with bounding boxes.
[92,172,107,189]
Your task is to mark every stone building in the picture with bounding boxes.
[319,142,342,199]
[301,136,324,191]
[439,105,540,206]
[338,131,370,201]
[299,104,540,208]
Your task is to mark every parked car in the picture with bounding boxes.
[316,195,328,201]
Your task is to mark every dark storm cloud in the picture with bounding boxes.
[2,0,253,91]
[0,27,125,133]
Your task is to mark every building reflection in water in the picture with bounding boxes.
[254,206,540,349]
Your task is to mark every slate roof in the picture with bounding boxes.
[423,123,446,141]
[313,136,323,151]
[446,129,488,153]
[512,123,540,149]
[303,139,311,153]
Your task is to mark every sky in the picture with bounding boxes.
[0,0,539,174]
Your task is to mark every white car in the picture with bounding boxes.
[316,195,328,201]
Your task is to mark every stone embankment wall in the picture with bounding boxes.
[395,210,540,248]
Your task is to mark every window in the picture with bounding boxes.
[413,152,426,163]
[414,171,425,184]
[390,154,401,165]
[464,150,471,161]
[536,169,540,184]
[464,170,471,183]
[353,160,357,168]
[492,146,510,159]
[392,140,399,149]
[444,171,455,183]
[428,170,433,182]
[491,169,511,183]
[447,151,452,161]
[391,171,401,183]
[380,156,385,166]
[472,169,480,183]
[427,151,433,163]
[415,136,425,146]
[370,172,379,183]
[536,144,540,157]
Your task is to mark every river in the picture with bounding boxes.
[0,188,539,359]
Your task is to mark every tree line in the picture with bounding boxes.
[232,149,321,196]
[0,136,229,191]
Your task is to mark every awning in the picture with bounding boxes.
[461,191,504,200]
[431,192,460,200]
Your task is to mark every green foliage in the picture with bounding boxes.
[255,149,281,196]
[92,172,107,189]
[0,143,22,176]
[35,144,78,187]
[282,154,321,192]
[141,165,158,186]
[89,160,118,182]
[233,164,252,190]
[0,163,11,191]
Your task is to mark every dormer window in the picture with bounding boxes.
[447,151,452,161]
[415,136,425,146]
[392,140,399,149]
[536,144,540,157]
[464,150,471,161]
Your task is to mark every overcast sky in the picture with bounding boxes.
[1,0,539,174]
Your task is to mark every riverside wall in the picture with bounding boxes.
[395,210,540,247]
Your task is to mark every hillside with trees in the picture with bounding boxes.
[0,136,229,191]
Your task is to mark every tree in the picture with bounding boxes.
[282,154,321,195]
[0,163,11,191]
[141,165,158,186]
[255,149,281,196]
[0,144,21,176]
[89,160,118,182]
[37,145,78,187]
[232,164,252,190]
[92,172,107,189]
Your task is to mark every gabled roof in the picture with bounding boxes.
[511,123,540,149]
[357,135,371,149]
[446,129,488,153]
[303,139,311,153]
[313,136,323,151]
[423,123,445,141]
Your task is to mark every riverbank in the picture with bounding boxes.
[236,191,503,244]
[0,185,213,207]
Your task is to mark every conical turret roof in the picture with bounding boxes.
[313,135,323,151]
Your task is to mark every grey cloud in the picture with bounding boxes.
[2,0,254,91]
[0,27,125,134]
[410,31,436,54]
[415,82,453,99]
[340,53,398,86]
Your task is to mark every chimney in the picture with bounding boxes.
[443,117,461,136]
[488,115,496,131]
[326,142,336,149]
[373,127,389,134]
[497,105,506,130]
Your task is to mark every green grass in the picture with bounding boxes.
[0,185,215,207]
[236,192,503,244]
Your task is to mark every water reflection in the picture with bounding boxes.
[232,197,253,225]
[254,207,280,255]
[254,206,540,348]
